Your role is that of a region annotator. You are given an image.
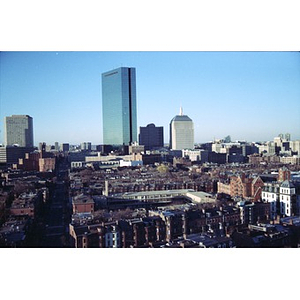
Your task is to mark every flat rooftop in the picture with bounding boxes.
[120,189,195,198]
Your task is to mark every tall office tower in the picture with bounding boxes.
[102,67,137,146]
[139,123,164,150]
[81,142,92,151]
[4,115,34,147]
[54,142,60,151]
[169,107,194,150]
[61,143,70,152]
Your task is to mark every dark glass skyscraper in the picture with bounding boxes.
[139,123,164,150]
[102,67,137,146]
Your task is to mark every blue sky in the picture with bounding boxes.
[1,51,299,146]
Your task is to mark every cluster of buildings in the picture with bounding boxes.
[67,160,300,248]
[68,189,300,248]
[0,176,50,247]
[2,66,300,248]
[69,205,240,248]
[217,167,300,219]
[0,115,56,172]
[1,67,300,172]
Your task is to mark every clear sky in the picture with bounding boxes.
[0,51,300,146]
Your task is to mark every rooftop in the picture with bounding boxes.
[121,189,194,198]
[281,180,295,188]
[171,115,193,122]
[72,194,94,204]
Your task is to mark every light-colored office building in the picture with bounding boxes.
[169,107,194,150]
[4,115,34,147]
[182,149,209,162]
[290,140,300,154]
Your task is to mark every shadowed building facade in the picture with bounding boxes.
[139,123,164,150]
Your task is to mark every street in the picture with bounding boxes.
[40,158,71,247]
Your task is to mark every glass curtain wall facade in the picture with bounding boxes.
[4,115,34,147]
[102,67,137,146]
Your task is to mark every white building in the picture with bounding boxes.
[290,140,300,154]
[279,181,297,217]
[258,143,276,154]
[261,182,281,220]
[182,149,209,162]
[211,143,223,153]
[169,107,194,150]
[119,159,143,167]
[262,180,299,219]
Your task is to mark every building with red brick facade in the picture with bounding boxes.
[218,173,265,201]
[72,194,95,214]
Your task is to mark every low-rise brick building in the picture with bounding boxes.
[72,194,95,214]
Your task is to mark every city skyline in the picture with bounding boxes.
[1,2,300,297]
[0,51,300,146]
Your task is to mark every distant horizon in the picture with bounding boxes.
[1,51,300,146]
[0,134,296,148]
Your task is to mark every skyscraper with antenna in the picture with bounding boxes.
[169,107,194,150]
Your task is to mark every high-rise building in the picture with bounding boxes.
[102,67,137,146]
[169,107,194,150]
[54,142,60,151]
[139,123,164,150]
[61,143,70,152]
[4,115,34,147]
[81,142,92,151]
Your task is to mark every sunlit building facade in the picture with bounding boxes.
[169,108,194,150]
[102,67,137,146]
[4,115,34,147]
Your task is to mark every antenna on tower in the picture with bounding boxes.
[179,106,183,116]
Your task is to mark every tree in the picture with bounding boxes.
[157,164,169,174]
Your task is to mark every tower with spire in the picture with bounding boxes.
[169,107,194,150]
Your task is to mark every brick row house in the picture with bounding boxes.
[69,206,241,248]
[218,173,265,201]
